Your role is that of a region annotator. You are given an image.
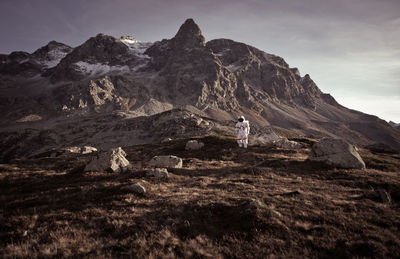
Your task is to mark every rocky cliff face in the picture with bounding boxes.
[1,18,399,160]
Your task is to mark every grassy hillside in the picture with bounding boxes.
[1,136,400,258]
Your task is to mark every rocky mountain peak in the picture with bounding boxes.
[90,34,126,49]
[172,18,205,47]
[0,41,73,77]
[41,40,70,50]
[49,34,132,81]
[32,41,72,64]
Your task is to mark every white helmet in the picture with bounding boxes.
[238,115,245,121]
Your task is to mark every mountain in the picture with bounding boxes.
[0,41,72,77]
[0,18,399,161]
[389,121,400,129]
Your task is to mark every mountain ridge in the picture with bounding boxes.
[0,18,399,161]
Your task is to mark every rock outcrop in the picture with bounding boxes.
[84,147,131,173]
[310,138,366,169]
[148,155,183,168]
[250,128,281,146]
[81,146,98,154]
[185,140,205,150]
[273,138,302,149]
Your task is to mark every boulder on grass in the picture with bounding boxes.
[81,146,97,154]
[122,183,146,194]
[273,138,302,149]
[146,168,169,178]
[161,138,173,143]
[84,147,131,173]
[148,155,183,168]
[310,138,366,169]
[249,128,280,146]
[185,140,204,150]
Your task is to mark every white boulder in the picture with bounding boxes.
[81,146,97,154]
[148,155,183,168]
[62,146,81,154]
[84,147,131,173]
[161,138,173,143]
[310,138,366,169]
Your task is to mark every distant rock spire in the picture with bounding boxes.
[172,18,205,47]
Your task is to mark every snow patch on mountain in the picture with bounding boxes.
[18,58,29,64]
[40,49,70,68]
[120,35,140,44]
[120,36,152,59]
[74,61,130,76]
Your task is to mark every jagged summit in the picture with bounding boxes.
[33,41,70,53]
[172,18,205,47]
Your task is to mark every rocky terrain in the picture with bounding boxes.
[1,136,400,257]
[1,18,400,163]
[1,18,400,257]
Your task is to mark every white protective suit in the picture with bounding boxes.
[235,116,250,148]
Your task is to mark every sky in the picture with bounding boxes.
[1,0,399,122]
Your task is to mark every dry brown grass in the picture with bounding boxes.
[1,136,400,258]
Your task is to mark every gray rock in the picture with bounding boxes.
[185,140,204,150]
[310,138,366,169]
[146,168,169,178]
[62,146,81,154]
[161,138,173,143]
[122,183,146,194]
[81,146,97,154]
[148,155,183,168]
[84,147,131,173]
[249,128,280,146]
[273,138,302,149]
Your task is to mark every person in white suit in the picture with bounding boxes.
[235,115,250,148]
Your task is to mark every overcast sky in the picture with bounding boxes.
[1,0,399,122]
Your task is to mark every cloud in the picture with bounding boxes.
[334,95,400,122]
